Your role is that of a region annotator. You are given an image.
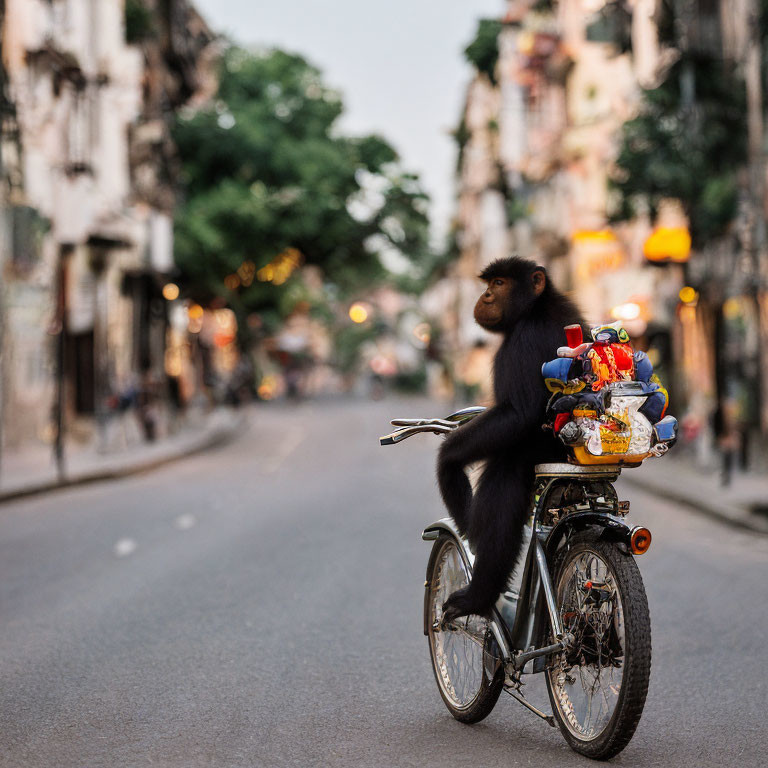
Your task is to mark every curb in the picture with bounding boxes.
[620,471,768,535]
[0,417,245,506]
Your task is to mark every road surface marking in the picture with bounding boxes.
[264,428,305,473]
[174,513,196,531]
[114,538,137,557]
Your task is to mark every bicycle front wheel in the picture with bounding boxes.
[545,531,651,759]
[426,536,503,724]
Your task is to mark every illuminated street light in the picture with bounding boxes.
[349,303,369,323]
[162,282,180,301]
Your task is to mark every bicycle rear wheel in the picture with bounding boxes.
[545,531,651,759]
[426,536,503,723]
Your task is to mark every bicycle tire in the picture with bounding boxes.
[425,536,504,724]
[545,530,651,759]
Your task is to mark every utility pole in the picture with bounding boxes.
[52,247,68,482]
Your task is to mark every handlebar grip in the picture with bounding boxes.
[390,417,457,428]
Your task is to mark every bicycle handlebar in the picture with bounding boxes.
[379,406,486,446]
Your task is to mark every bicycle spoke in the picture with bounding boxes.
[548,549,625,741]
[430,543,488,708]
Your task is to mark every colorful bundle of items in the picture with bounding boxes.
[541,321,678,465]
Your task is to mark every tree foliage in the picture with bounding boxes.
[124,0,155,43]
[464,20,502,84]
[173,46,432,325]
[610,58,747,246]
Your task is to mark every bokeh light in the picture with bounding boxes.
[257,248,303,285]
[162,283,180,301]
[258,375,278,400]
[349,303,369,323]
[413,322,431,345]
[237,260,256,286]
[187,303,204,333]
[213,308,237,347]
[164,347,182,377]
[679,286,698,304]
[611,302,641,322]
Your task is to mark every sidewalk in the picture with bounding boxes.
[0,407,245,504]
[621,452,768,534]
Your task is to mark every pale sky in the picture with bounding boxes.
[193,0,504,245]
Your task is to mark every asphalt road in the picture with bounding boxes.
[1,398,766,767]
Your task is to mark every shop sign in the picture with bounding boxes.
[571,229,625,281]
[643,227,691,263]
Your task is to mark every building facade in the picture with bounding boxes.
[440,0,768,461]
[0,0,213,470]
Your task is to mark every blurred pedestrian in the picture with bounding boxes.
[137,371,159,442]
[714,398,739,486]
[226,355,255,406]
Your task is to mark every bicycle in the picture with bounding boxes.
[380,403,670,760]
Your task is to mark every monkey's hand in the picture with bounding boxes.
[440,586,491,629]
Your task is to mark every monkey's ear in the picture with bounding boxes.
[532,267,547,296]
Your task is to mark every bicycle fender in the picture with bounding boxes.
[545,511,633,557]
[422,519,473,637]
[422,517,475,566]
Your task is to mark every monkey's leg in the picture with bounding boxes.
[436,444,473,538]
[442,459,532,624]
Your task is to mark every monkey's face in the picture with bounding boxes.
[474,277,513,331]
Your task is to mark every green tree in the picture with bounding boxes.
[610,58,747,247]
[173,46,432,332]
[464,19,502,84]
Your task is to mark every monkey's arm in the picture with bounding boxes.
[437,403,540,468]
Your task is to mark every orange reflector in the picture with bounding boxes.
[630,527,652,555]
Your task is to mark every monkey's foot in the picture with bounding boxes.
[440,587,491,629]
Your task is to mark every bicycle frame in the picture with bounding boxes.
[422,462,637,676]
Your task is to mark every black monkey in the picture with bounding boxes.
[438,256,584,624]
